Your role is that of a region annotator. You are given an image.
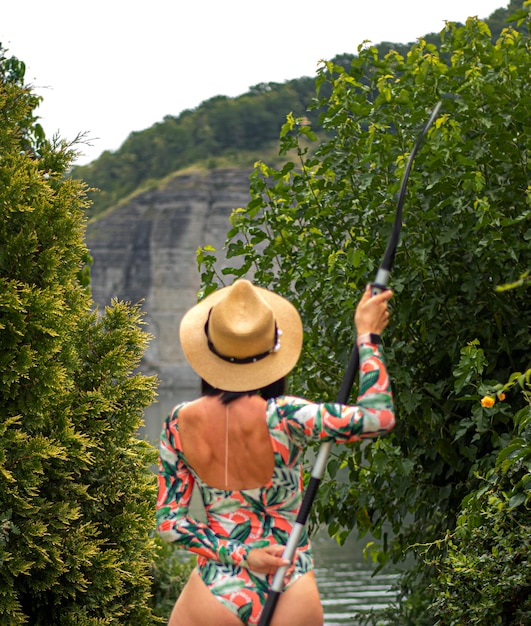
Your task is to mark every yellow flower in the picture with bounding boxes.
[481,396,495,408]
[498,392,506,401]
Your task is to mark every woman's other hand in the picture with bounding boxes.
[247,544,294,582]
[354,284,393,336]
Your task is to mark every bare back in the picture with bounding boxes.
[177,395,275,491]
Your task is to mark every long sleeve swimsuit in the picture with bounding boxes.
[156,341,395,625]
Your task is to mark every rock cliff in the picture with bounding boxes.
[86,168,252,440]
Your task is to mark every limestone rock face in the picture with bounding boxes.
[86,168,251,439]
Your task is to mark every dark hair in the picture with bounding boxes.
[201,378,286,404]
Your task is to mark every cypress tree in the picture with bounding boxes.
[0,46,159,625]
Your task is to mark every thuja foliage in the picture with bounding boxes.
[0,47,160,624]
[198,3,531,621]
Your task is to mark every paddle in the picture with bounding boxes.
[258,101,442,626]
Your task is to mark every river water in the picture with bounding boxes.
[312,531,398,625]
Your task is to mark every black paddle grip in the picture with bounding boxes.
[336,344,360,404]
[258,590,281,626]
[296,476,320,525]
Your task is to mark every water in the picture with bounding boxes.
[312,532,398,625]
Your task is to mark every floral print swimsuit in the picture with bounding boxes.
[156,342,394,625]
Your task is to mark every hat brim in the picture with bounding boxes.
[180,284,303,392]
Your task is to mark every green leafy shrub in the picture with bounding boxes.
[149,537,195,621]
[197,3,531,622]
[425,352,531,625]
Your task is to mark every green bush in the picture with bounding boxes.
[198,3,531,622]
[426,352,531,625]
[149,537,195,621]
[0,46,160,625]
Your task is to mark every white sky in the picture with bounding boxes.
[2,1,505,165]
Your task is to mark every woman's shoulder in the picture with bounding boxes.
[165,401,191,427]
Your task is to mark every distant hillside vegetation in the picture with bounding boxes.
[72,1,520,220]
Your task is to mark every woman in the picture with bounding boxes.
[156,279,394,626]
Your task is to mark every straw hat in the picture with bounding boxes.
[180,279,303,392]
